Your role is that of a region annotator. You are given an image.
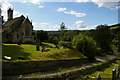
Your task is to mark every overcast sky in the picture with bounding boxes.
[0,0,119,31]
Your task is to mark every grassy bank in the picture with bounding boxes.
[76,60,120,79]
[8,58,116,79]
[2,43,85,61]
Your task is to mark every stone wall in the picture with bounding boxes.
[2,58,87,76]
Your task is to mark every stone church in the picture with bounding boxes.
[0,6,3,27]
[2,8,34,43]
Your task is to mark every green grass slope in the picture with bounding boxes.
[81,60,120,78]
[2,43,85,61]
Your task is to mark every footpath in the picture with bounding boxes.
[21,55,116,79]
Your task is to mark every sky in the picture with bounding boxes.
[0,0,119,31]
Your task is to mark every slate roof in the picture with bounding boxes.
[2,15,32,34]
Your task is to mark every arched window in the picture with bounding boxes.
[25,26,30,36]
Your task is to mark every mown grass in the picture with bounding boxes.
[2,43,85,61]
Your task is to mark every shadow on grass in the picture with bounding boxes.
[2,44,31,60]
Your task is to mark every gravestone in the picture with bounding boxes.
[112,68,117,80]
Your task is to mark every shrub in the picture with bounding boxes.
[73,34,97,61]
[117,31,120,52]
[47,36,59,48]
[47,36,58,44]
[58,41,72,48]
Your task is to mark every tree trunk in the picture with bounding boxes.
[36,45,40,51]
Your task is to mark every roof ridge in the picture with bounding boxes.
[2,15,25,33]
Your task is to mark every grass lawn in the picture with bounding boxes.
[76,60,120,79]
[2,43,85,61]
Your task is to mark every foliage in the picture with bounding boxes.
[80,30,95,38]
[94,25,113,54]
[116,31,120,52]
[62,30,78,41]
[73,34,97,60]
[48,36,58,44]
[36,30,48,42]
[58,41,72,48]
[47,36,59,48]
[35,30,48,50]
[60,22,65,31]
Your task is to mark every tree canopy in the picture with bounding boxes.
[73,34,97,60]
[60,22,65,31]
[94,25,113,53]
[36,30,48,42]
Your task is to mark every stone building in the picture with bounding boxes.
[0,6,3,27]
[2,8,34,43]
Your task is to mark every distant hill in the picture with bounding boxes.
[33,23,120,35]
[109,23,120,34]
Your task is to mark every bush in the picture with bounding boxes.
[117,31,120,52]
[47,36,58,44]
[47,36,59,48]
[58,41,72,48]
[73,34,97,60]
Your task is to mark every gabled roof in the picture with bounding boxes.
[3,15,25,27]
[12,17,33,34]
[2,15,25,33]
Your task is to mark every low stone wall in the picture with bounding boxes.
[40,58,117,79]
[2,58,88,76]
[28,58,116,80]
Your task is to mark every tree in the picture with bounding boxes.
[60,22,65,31]
[58,41,72,48]
[48,36,59,49]
[94,25,113,54]
[62,30,77,41]
[36,30,48,51]
[36,30,48,42]
[73,34,97,61]
[116,31,120,52]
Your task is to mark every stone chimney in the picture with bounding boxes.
[7,7,13,21]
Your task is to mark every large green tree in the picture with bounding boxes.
[60,22,65,31]
[116,31,120,52]
[94,25,113,54]
[36,30,48,51]
[73,34,97,61]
